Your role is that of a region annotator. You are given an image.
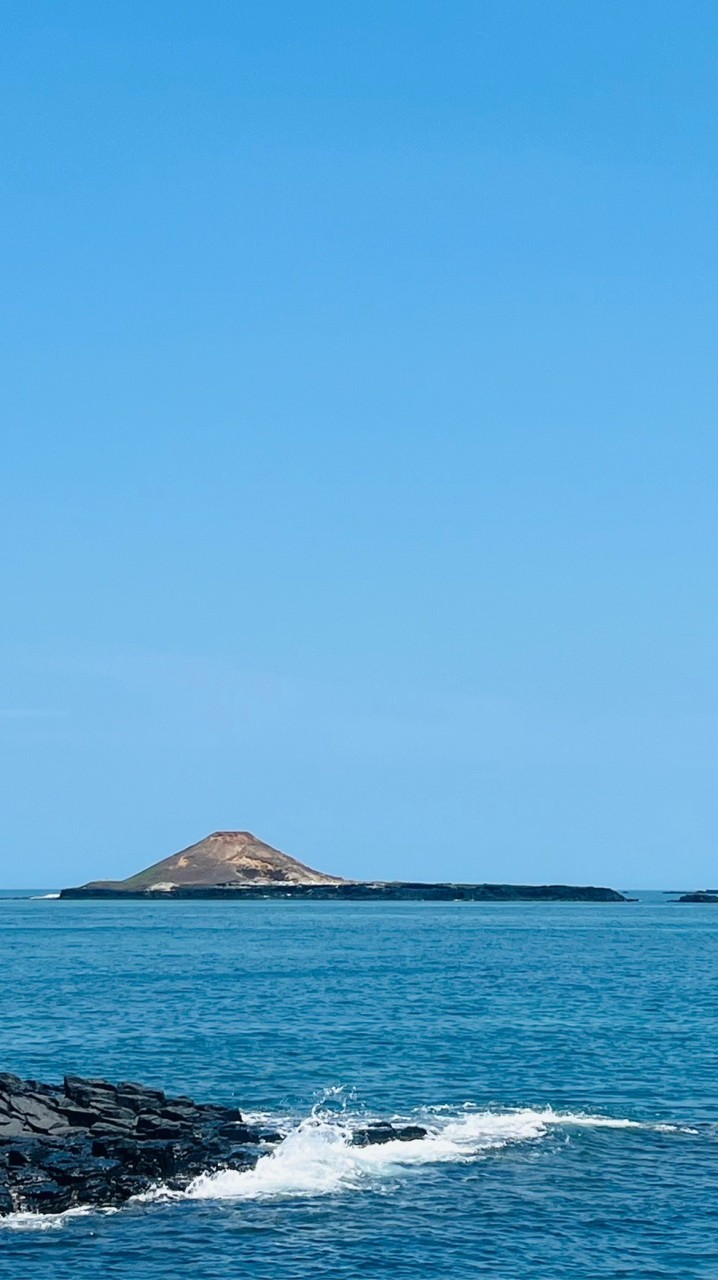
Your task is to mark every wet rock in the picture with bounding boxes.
[0,1072,264,1216]
[136,1118,183,1140]
[351,1122,428,1146]
[217,1123,261,1142]
[6,1095,69,1135]
[59,1105,100,1128]
[0,1119,25,1138]
[0,1074,24,1093]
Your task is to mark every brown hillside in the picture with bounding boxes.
[83,831,346,890]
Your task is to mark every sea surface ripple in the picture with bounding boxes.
[1,894,718,1278]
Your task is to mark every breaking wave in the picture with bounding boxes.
[180,1102,682,1204]
[3,1097,694,1229]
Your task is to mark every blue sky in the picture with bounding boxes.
[2,2,718,888]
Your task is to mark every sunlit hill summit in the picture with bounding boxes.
[77,830,346,892]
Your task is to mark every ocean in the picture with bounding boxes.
[1,894,717,1278]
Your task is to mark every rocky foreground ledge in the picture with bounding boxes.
[0,1073,425,1216]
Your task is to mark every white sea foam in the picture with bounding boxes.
[2,1102,692,1227]
[181,1105,656,1204]
[1,1206,116,1231]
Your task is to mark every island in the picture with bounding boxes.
[59,830,627,902]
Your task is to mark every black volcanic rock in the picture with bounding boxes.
[61,881,628,902]
[352,1122,427,1145]
[0,1074,433,1216]
[0,1074,265,1216]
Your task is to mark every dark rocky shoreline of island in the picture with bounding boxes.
[60,882,627,902]
[0,1073,425,1216]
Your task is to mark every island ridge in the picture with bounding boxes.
[59,830,627,902]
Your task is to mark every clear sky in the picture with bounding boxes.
[2,2,717,889]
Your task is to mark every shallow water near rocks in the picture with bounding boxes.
[1,895,718,1277]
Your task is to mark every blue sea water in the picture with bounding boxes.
[1,895,717,1278]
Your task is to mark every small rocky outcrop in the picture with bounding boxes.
[0,1074,428,1216]
[351,1122,428,1145]
[0,1072,273,1216]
